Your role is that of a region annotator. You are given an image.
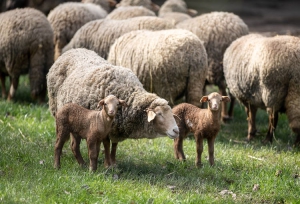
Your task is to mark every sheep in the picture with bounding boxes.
[47,48,180,165]
[158,0,197,24]
[106,6,155,20]
[116,0,160,12]
[172,92,230,166]
[107,29,208,107]
[81,0,117,12]
[223,33,300,146]
[62,16,175,59]
[54,95,127,171]
[0,8,54,101]
[177,11,249,121]
[47,2,107,60]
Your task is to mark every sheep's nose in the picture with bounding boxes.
[109,110,115,115]
[173,127,179,134]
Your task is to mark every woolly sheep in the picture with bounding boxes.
[172,92,230,166]
[223,34,300,146]
[106,6,155,20]
[107,29,208,107]
[81,0,117,12]
[177,12,249,120]
[116,0,160,12]
[47,2,107,60]
[62,16,175,59]
[0,8,53,101]
[54,95,127,171]
[47,48,180,164]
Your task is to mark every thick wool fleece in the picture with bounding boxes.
[177,11,249,86]
[223,34,300,137]
[116,0,158,11]
[82,0,115,12]
[106,6,155,20]
[0,8,53,99]
[158,0,194,16]
[47,48,169,142]
[108,29,207,107]
[62,16,175,59]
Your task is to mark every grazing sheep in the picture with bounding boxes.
[62,16,175,59]
[116,0,160,12]
[172,92,230,166]
[106,6,155,20]
[0,8,54,101]
[47,48,180,164]
[223,34,300,146]
[54,95,127,171]
[81,0,117,12]
[107,29,208,107]
[177,12,249,120]
[47,2,107,60]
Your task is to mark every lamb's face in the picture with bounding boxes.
[146,105,179,139]
[200,92,231,111]
[98,95,127,117]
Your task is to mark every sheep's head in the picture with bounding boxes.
[97,95,127,117]
[200,92,231,111]
[145,98,179,139]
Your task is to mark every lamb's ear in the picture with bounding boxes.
[200,96,208,103]
[119,99,127,107]
[221,96,231,102]
[97,99,105,109]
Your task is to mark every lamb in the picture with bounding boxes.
[54,95,127,171]
[0,8,54,101]
[107,29,208,107]
[172,92,230,166]
[106,6,155,20]
[62,16,175,59]
[223,34,300,146]
[116,0,160,12]
[47,48,180,165]
[47,2,108,60]
[177,12,249,121]
[81,0,117,12]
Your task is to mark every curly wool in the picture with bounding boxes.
[0,8,53,99]
[106,6,155,20]
[47,2,107,60]
[62,16,175,59]
[108,29,207,107]
[223,34,300,135]
[177,11,249,86]
[47,48,167,142]
[116,0,159,11]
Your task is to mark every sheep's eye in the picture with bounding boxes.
[104,103,107,106]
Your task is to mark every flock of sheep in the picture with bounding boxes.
[1,0,300,171]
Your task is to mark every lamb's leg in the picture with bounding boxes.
[207,137,216,166]
[111,142,118,165]
[195,133,203,167]
[264,110,278,143]
[87,137,99,172]
[54,127,69,169]
[70,134,85,167]
[173,133,186,161]
[0,73,7,98]
[102,137,112,168]
[245,104,257,141]
[7,76,19,101]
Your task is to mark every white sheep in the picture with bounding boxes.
[223,33,300,146]
[106,6,155,20]
[172,92,230,166]
[81,0,117,12]
[116,0,160,12]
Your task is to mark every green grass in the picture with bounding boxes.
[0,76,299,203]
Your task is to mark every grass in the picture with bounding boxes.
[0,76,299,203]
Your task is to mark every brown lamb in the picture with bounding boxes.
[172,92,230,166]
[54,95,127,171]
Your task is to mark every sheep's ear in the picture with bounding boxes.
[200,96,208,103]
[187,9,198,16]
[151,2,160,11]
[221,96,231,102]
[145,109,156,122]
[108,0,116,7]
[97,99,105,109]
[119,99,127,107]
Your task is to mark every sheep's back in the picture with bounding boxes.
[106,6,155,20]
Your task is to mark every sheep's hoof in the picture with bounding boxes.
[54,165,60,170]
[195,162,203,168]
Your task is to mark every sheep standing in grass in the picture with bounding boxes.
[62,16,175,59]
[54,95,127,171]
[106,6,155,20]
[116,0,160,12]
[0,8,53,101]
[81,0,117,12]
[172,92,230,166]
[47,48,180,165]
[108,29,208,107]
[223,34,300,145]
[177,12,249,120]
[47,2,107,60]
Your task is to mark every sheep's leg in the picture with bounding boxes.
[264,111,278,143]
[7,76,19,101]
[173,134,186,161]
[207,137,216,166]
[195,134,203,167]
[87,137,99,172]
[54,128,69,169]
[0,73,7,98]
[102,137,112,168]
[70,134,85,167]
[228,91,236,119]
[219,85,230,122]
[110,142,118,165]
[245,104,257,141]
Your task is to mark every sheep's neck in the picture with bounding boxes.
[203,108,221,125]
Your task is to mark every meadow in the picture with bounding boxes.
[0,76,299,203]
